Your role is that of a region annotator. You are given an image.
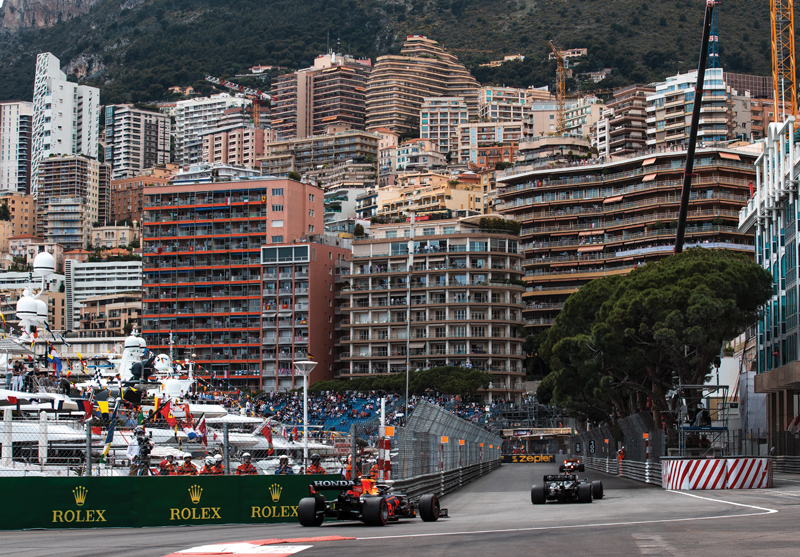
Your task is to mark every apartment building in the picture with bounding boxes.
[8,237,65,273]
[109,168,175,224]
[201,125,269,168]
[261,241,349,389]
[338,216,526,402]
[36,155,107,251]
[420,97,469,155]
[259,127,379,177]
[457,121,523,164]
[173,95,248,166]
[646,67,733,147]
[31,53,99,198]
[396,139,446,172]
[0,192,36,236]
[366,35,479,135]
[593,84,654,157]
[478,86,527,122]
[90,222,139,248]
[0,101,33,193]
[78,293,142,338]
[64,258,143,332]
[104,105,170,180]
[564,97,604,138]
[140,178,324,388]
[272,52,372,140]
[375,179,484,220]
[496,146,758,333]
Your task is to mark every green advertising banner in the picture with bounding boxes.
[0,474,340,530]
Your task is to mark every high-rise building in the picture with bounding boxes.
[366,36,479,135]
[104,105,170,180]
[420,97,469,155]
[457,122,523,164]
[271,52,372,140]
[261,241,350,389]
[36,155,108,251]
[496,146,758,334]
[140,178,324,388]
[0,101,33,193]
[646,68,732,147]
[338,216,526,402]
[478,86,528,122]
[593,84,653,158]
[0,191,36,236]
[31,53,100,199]
[173,95,248,166]
[201,125,269,168]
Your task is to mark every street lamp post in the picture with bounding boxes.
[294,360,318,471]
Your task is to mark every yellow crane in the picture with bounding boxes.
[771,0,797,125]
[548,41,566,135]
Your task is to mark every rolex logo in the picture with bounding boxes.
[188,485,203,504]
[269,483,282,503]
[73,486,88,507]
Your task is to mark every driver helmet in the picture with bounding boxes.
[205,456,215,466]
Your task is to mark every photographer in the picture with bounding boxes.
[128,426,154,476]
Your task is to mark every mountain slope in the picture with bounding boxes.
[0,0,773,104]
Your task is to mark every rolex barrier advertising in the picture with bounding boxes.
[0,475,338,530]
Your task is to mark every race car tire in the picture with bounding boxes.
[591,480,604,500]
[577,482,593,503]
[530,484,546,505]
[558,464,565,473]
[578,464,585,472]
[418,493,440,522]
[298,497,323,527]
[363,496,389,526]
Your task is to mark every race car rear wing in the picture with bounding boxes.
[543,474,577,482]
[309,480,358,494]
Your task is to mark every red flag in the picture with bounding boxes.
[7,396,17,405]
[262,423,274,455]
[183,403,194,425]
[77,399,93,418]
[159,400,178,428]
[91,426,102,435]
[748,181,754,198]
[292,426,298,440]
[196,416,208,447]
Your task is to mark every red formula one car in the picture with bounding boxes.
[559,458,585,473]
[298,479,448,527]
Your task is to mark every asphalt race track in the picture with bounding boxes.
[3,462,799,556]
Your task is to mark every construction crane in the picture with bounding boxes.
[548,41,566,135]
[771,0,797,125]
[204,75,272,128]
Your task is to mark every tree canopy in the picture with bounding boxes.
[538,249,772,429]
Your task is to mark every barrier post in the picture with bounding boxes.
[85,422,92,477]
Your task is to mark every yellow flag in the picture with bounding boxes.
[98,401,109,414]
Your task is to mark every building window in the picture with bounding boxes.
[271,220,284,227]
[271,188,284,196]
[271,236,283,243]
[271,205,284,212]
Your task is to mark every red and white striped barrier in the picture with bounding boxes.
[377,437,391,480]
[661,458,772,490]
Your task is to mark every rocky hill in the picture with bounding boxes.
[0,0,773,104]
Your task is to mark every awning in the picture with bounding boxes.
[410,342,425,348]
[642,173,657,181]
[578,246,604,252]
[719,152,741,161]
[642,157,657,166]
[603,196,623,204]
[579,229,604,236]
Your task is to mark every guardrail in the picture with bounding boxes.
[584,456,662,486]
[390,458,502,501]
[774,456,800,474]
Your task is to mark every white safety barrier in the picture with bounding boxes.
[661,457,772,490]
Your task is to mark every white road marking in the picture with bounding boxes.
[631,534,680,556]
[177,543,311,554]
[356,492,778,541]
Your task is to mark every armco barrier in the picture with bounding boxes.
[391,458,502,500]
[583,456,663,486]
[0,474,339,530]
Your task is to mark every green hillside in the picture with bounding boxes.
[0,0,773,103]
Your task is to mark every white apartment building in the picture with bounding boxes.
[396,139,446,171]
[64,259,143,331]
[420,97,469,155]
[478,86,528,122]
[104,105,170,180]
[457,121,523,164]
[646,67,733,147]
[0,101,33,193]
[173,95,248,166]
[31,53,100,199]
[564,96,604,139]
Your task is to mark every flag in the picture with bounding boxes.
[262,422,274,456]
[100,399,122,463]
[47,350,63,374]
[159,400,178,428]
[196,415,208,447]
[91,426,101,436]
[154,397,160,412]
[77,399,93,418]
[7,396,17,405]
[0,312,5,325]
[183,403,193,425]
[137,408,145,424]
[98,400,109,414]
